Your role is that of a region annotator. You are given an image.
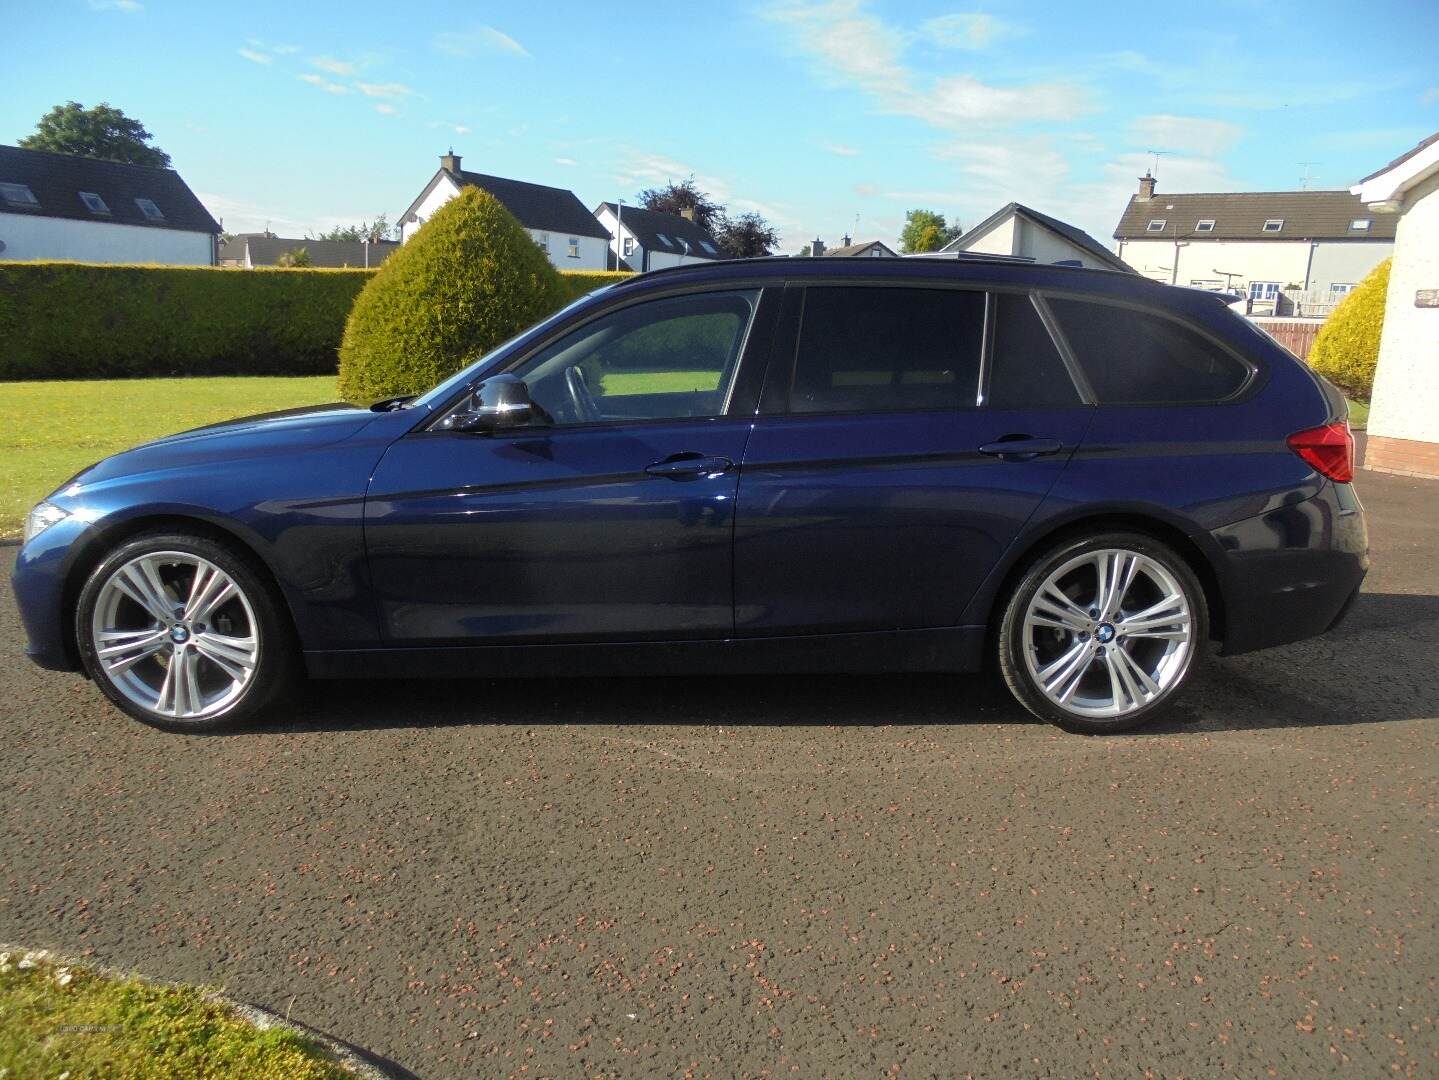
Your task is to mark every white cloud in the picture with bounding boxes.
[1130,114,1242,159]
[237,48,272,65]
[195,191,308,236]
[432,25,529,59]
[248,38,299,54]
[310,56,356,76]
[89,0,142,11]
[354,81,413,99]
[824,143,861,157]
[554,157,577,166]
[374,103,398,116]
[427,120,473,136]
[299,73,349,94]
[921,13,1021,50]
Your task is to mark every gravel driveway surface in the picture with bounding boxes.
[3,469,1436,1078]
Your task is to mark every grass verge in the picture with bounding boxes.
[0,949,352,1079]
[1,376,338,538]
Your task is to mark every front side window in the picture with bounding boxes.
[986,293,1081,409]
[1047,297,1250,404]
[509,290,758,425]
[790,287,984,414]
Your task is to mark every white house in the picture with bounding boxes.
[1113,175,1395,315]
[940,202,1133,272]
[0,144,219,264]
[1351,131,1439,479]
[399,152,610,270]
[593,202,725,271]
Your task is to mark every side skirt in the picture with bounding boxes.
[303,626,988,680]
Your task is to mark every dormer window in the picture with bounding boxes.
[699,239,719,255]
[1262,219,1284,233]
[1145,219,1166,233]
[79,191,110,214]
[656,232,673,247]
[1350,218,1371,231]
[134,197,164,221]
[1195,219,1215,233]
[1,181,39,208]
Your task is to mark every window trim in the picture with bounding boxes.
[0,181,39,207]
[1261,218,1284,233]
[566,236,579,258]
[134,197,164,221]
[1145,219,1167,233]
[79,191,110,214]
[421,282,778,434]
[1194,219,1215,233]
[1349,218,1371,231]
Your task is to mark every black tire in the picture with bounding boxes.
[997,531,1208,734]
[76,531,299,733]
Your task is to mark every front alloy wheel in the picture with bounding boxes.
[999,533,1207,733]
[78,532,295,732]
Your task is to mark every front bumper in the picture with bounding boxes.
[1211,480,1369,655]
[11,516,93,673]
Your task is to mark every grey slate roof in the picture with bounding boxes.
[595,202,724,258]
[222,234,399,268]
[948,202,1134,272]
[0,144,220,233]
[825,240,897,257]
[1113,189,1397,241]
[447,170,609,239]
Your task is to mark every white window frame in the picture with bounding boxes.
[567,236,579,258]
[1329,282,1356,296]
[1349,219,1371,231]
[1262,218,1284,233]
[0,181,39,207]
[621,236,635,257]
[537,231,550,252]
[1195,219,1215,233]
[79,191,110,214]
[1145,219,1167,233]
[134,197,164,221]
[1248,281,1281,301]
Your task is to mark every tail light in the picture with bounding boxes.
[1288,421,1354,483]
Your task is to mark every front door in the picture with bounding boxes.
[734,286,1092,635]
[366,288,770,644]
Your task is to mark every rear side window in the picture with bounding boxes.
[791,287,984,413]
[986,293,1081,408]
[1047,298,1249,404]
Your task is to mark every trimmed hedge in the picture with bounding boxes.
[1309,258,1390,400]
[0,263,373,380]
[558,270,632,302]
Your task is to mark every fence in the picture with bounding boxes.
[1250,317,1321,360]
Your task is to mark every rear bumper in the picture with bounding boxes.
[1212,480,1368,655]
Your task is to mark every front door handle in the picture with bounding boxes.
[645,452,734,478]
[977,436,1064,461]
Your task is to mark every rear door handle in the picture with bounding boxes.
[977,436,1064,461]
[645,452,734,478]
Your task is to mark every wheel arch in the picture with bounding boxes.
[59,512,302,674]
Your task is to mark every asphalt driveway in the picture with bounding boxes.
[2,468,1436,1078]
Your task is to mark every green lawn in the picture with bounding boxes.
[1,376,338,538]
[0,949,351,1079]
[1346,398,1369,429]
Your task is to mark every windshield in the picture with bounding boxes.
[410,285,620,411]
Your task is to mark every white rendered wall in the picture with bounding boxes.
[0,213,213,264]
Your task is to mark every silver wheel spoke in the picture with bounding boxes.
[113,560,176,623]
[1037,640,1095,704]
[194,633,257,682]
[1034,584,1091,630]
[97,627,168,674]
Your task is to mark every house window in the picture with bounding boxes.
[699,239,719,255]
[1248,281,1281,301]
[567,236,579,258]
[134,197,164,221]
[621,236,635,257]
[656,232,673,248]
[1349,219,1371,231]
[79,191,110,214]
[537,231,550,252]
[0,181,39,207]
[1145,219,1167,232]
[1329,282,1356,296]
[1195,219,1215,233]
[1262,219,1284,233]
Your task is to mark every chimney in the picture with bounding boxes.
[811,236,826,257]
[1137,172,1157,200]
[841,233,852,247]
[679,208,696,222]
[440,148,462,174]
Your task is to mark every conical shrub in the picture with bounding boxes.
[1308,258,1390,401]
[338,186,566,401]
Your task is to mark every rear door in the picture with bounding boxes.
[732,284,1093,636]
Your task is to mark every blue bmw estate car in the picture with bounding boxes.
[13,256,1367,734]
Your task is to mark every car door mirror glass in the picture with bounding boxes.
[438,374,535,432]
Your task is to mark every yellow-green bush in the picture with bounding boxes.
[1309,258,1390,400]
[338,187,570,401]
[558,270,632,302]
[0,263,372,380]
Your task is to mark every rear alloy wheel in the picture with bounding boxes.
[77,533,296,733]
[998,532,1207,733]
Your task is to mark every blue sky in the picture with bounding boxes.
[8,0,1437,251]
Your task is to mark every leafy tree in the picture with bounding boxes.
[276,247,312,267]
[714,212,778,258]
[19,101,171,167]
[636,177,724,233]
[311,215,394,243]
[899,209,961,254]
[338,187,566,401]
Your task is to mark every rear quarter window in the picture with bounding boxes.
[1046,297,1250,404]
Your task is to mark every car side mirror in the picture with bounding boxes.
[439,374,534,432]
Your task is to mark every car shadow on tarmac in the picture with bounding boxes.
[219,591,1439,739]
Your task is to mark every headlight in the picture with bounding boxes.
[23,502,70,545]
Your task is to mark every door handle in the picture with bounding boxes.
[645,452,734,478]
[977,436,1064,461]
